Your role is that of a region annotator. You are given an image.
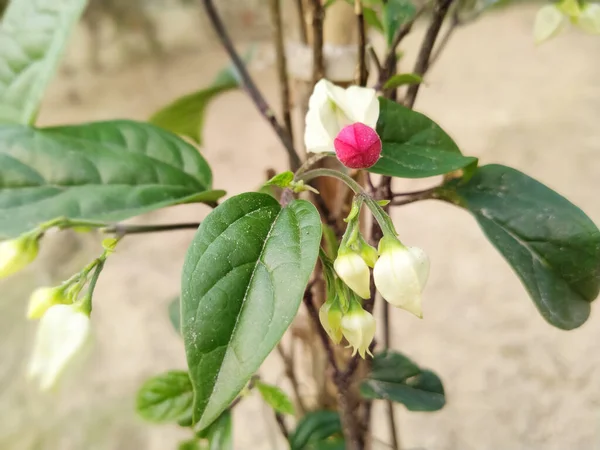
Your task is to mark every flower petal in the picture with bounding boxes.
[408,246,430,289]
[305,79,336,153]
[344,86,379,127]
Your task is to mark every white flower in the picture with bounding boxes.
[0,236,39,278]
[27,286,69,320]
[304,79,379,154]
[334,249,371,299]
[28,304,91,391]
[373,236,430,318]
[341,303,376,358]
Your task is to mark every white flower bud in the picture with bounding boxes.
[0,236,39,278]
[373,236,430,318]
[319,299,343,344]
[334,249,371,299]
[341,302,376,359]
[534,4,569,44]
[27,286,70,320]
[576,3,600,34]
[304,79,379,154]
[28,304,91,391]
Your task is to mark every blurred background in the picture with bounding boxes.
[1,0,600,449]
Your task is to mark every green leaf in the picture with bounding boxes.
[289,410,343,450]
[136,371,194,423]
[256,381,295,415]
[369,97,478,178]
[438,164,600,330]
[149,56,249,144]
[363,7,384,32]
[265,171,294,188]
[360,351,445,412]
[382,0,417,46]
[383,73,423,90]
[0,120,214,239]
[207,410,233,450]
[0,0,87,125]
[182,193,321,430]
[168,297,181,335]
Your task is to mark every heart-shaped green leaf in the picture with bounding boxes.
[0,120,217,238]
[438,164,600,329]
[0,0,87,125]
[369,98,478,178]
[289,410,342,450]
[136,371,193,423]
[182,193,321,430]
[360,351,445,412]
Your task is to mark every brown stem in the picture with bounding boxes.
[386,401,400,450]
[274,412,290,440]
[201,0,301,170]
[295,0,309,44]
[428,9,460,70]
[355,0,368,86]
[276,343,307,415]
[311,0,325,83]
[405,0,455,108]
[269,0,294,144]
[367,45,382,78]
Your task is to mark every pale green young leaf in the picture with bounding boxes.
[382,0,416,46]
[383,73,423,90]
[0,0,87,124]
[256,381,295,415]
[182,193,321,430]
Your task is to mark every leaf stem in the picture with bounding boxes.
[101,222,201,236]
[296,168,365,194]
[201,0,301,171]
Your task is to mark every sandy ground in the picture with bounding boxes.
[1,3,600,450]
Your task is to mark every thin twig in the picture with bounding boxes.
[392,185,439,198]
[310,0,325,83]
[274,412,290,440]
[276,343,308,414]
[405,0,456,108]
[355,0,368,86]
[387,401,400,450]
[102,222,201,235]
[269,0,294,144]
[390,189,438,206]
[367,45,382,77]
[295,0,308,44]
[428,9,460,69]
[202,0,301,170]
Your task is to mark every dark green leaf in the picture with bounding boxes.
[360,350,445,411]
[438,164,600,329]
[256,381,295,415]
[361,371,445,411]
[289,411,342,450]
[0,120,215,239]
[382,0,416,46]
[207,410,232,450]
[0,0,87,124]
[168,297,181,335]
[370,349,421,383]
[182,193,321,430]
[383,73,423,90]
[369,97,478,178]
[136,371,193,423]
[363,7,384,32]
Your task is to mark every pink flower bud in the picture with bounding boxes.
[333,122,382,169]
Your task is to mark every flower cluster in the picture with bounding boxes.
[534,0,600,44]
[0,229,99,391]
